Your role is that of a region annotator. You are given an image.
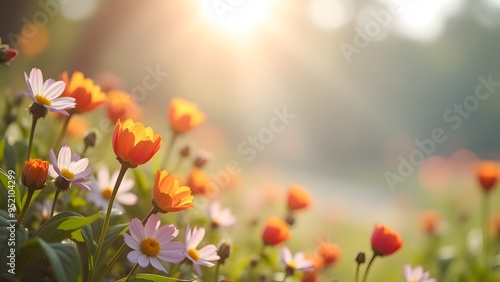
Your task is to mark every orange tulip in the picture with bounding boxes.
[287,185,312,210]
[22,158,49,190]
[262,217,291,246]
[112,119,162,167]
[106,90,142,122]
[370,224,403,256]
[152,170,194,213]
[316,240,341,266]
[420,211,439,235]
[476,162,499,192]
[61,71,106,114]
[168,98,205,134]
[186,167,213,196]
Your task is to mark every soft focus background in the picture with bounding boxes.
[2,0,500,280]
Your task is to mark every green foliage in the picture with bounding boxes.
[116,274,200,282]
[32,211,100,243]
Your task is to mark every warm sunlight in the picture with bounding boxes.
[199,0,276,35]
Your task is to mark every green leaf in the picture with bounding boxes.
[103,223,128,250]
[21,189,41,209]
[32,211,100,243]
[3,140,18,172]
[0,168,21,212]
[19,237,82,282]
[0,211,28,276]
[116,273,200,282]
[73,224,96,273]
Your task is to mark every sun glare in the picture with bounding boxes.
[200,0,275,35]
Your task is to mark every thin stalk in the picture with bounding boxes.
[16,189,34,227]
[160,133,178,170]
[95,164,129,266]
[26,117,38,160]
[54,115,72,150]
[50,189,61,218]
[214,262,220,282]
[362,253,377,282]
[355,263,361,282]
[483,192,490,279]
[125,263,139,281]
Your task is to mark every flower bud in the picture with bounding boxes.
[180,145,190,157]
[0,46,18,65]
[355,252,366,264]
[217,241,231,265]
[84,130,97,148]
[22,158,49,191]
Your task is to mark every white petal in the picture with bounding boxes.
[155,224,178,244]
[127,250,142,263]
[198,245,217,258]
[44,80,65,99]
[137,254,149,268]
[116,193,137,206]
[144,214,160,238]
[69,158,89,174]
[123,233,140,250]
[188,226,205,249]
[128,218,145,242]
[57,146,71,169]
[149,257,167,273]
[29,68,42,95]
[97,167,110,190]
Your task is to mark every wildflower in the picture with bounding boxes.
[420,211,439,236]
[22,158,49,191]
[123,214,185,273]
[112,119,162,167]
[0,41,18,65]
[21,68,75,118]
[169,98,206,134]
[287,185,312,211]
[49,146,93,191]
[403,265,436,282]
[106,90,142,122]
[280,247,314,277]
[316,239,341,266]
[186,167,213,196]
[207,201,236,228]
[152,170,194,213]
[60,71,106,114]
[87,167,137,211]
[371,224,403,256]
[262,218,291,246]
[476,162,499,192]
[185,225,220,275]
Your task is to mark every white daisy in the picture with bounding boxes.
[185,225,220,275]
[123,214,185,273]
[49,146,93,191]
[207,200,236,228]
[403,265,436,282]
[86,166,137,211]
[21,67,75,116]
[280,247,314,273]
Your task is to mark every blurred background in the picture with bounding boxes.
[2,0,500,279]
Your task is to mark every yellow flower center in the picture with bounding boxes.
[188,248,200,261]
[35,94,51,106]
[287,262,296,270]
[140,238,160,257]
[60,168,74,180]
[101,187,112,200]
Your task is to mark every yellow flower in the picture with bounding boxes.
[169,98,205,134]
[152,170,194,213]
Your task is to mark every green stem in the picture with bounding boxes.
[362,253,377,282]
[214,262,220,282]
[26,116,38,160]
[95,207,157,281]
[170,262,181,277]
[355,263,361,282]
[125,263,139,281]
[95,163,130,268]
[16,188,34,227]
[50,189,61,218]
[160,133,178,170]
[483,192,490,279]
[54,115,72,151]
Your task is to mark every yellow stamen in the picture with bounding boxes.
[188,248,199,261]
[287,262,296,270]
[60,168,74,180]
[35,95,51,106]
[101,187,112,200]
[140,238,160,257]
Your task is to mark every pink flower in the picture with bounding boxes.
[87,166,137,211]
[123,214,185,273]
[185,225,220,275]
[403,265,436,282]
